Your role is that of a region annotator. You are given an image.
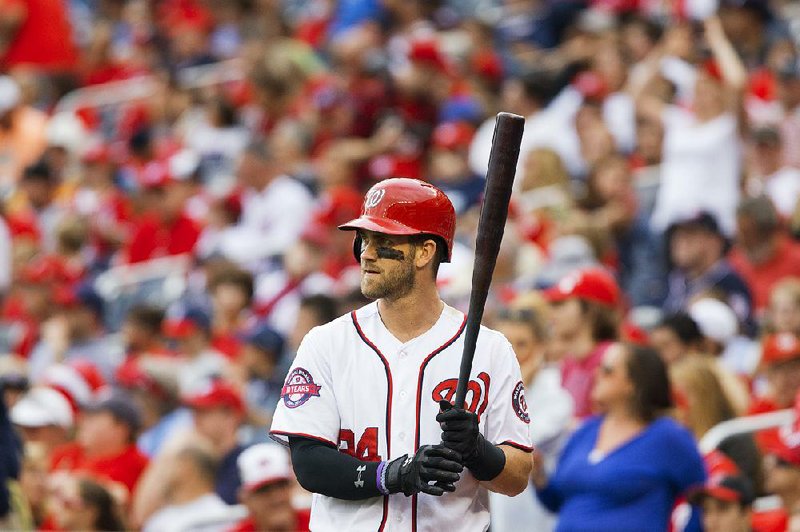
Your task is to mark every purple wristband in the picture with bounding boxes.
[376,461,389,495]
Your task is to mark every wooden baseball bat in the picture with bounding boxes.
[453,112,525,409]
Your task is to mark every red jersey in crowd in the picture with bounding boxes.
[729,236,800,312]
[50,442,149,493]
[0,0,78,70]
[124,212,201,263]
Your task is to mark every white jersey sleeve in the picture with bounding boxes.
[270,327,340,446]
[482,332,533,452]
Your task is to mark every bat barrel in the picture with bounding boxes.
[454,112,525,409]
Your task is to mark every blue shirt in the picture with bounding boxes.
[137,407,193,458]
[537,416,706,532]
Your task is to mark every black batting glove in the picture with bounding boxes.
[383,444,463,497]
[436,401,506,481]
[436,401,480,462]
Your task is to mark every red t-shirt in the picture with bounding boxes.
[752,508,788,532]
[561,341,613,419]
[49,442,149,493]
[125,212,201,264]
[1,0,78,70]
[729,237,800,312]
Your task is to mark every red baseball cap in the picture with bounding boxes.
[688,474,755,506]
[542,267,620,307]
[183,380,245,415]
[432,121,475,151]
[761,333,800,366]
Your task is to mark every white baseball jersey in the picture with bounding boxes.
[270,302,532,532]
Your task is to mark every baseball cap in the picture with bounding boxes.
[163,307,212,338]
[688,474,756,506]
[542,267,620,307]
[237,444,292,492]
[240,323,285,356]
[688,298,738,345]
[183,379,245,414]
[761,333,800,366]
[668,211,724,237]
[11,387,74,429]
[83,391,142,434]
[432,122,475,151]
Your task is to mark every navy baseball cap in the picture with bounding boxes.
[163,306,212,338]
[688,474,755,506]
[241,323,285,356]
[668,211,724,237]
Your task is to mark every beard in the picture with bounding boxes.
[360,256,416,301]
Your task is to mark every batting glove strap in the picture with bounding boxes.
[383,445,464,497]
[465,435,506,481]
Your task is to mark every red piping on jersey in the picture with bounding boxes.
[269,430,338,448]
[500,440,534,453]
[411,313,467,532]
[351,310,393,532]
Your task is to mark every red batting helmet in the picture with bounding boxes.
[339,178,456,262]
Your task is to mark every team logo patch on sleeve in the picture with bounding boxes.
[281,368,322,408]
[512,381,530,424]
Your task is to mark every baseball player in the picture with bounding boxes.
[270,178,532,531]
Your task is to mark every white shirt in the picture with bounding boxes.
[763,166,800,218]
[271,302,532,532]
[143,493,236,532]
[489,366,574,532]
[651,108,741,235]
[221,175,314,264]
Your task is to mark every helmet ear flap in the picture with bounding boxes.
[352,233,362,263]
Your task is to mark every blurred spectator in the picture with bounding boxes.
[491,303,574,532]
[48,475,126,532]
[543,267,621,418]
[533,343,706,531]
[11,159,67,253]
[650,312,704,366]
[163,306,226,393]
[142,445,232,532]
[760,398,800,532]
[230,443,310,532]
[115,357,192,458]
[236,322,285,435]
[222,140,314,266]
[123,169,202,264]
[749,333,800,453]
[50,391,148,494]
[664,211,755,335]
[133,379,246,526]
[183,379,246,504]
[766,277,800,335]
[287,294,339,354]
[671,356,762,492]
[10,386,73,456]
[687,474,755,532]
[208,264,254,360]
[0,76,46,192]
[18,441,47,528]
[119,304,167,359]
[28,283,122,382]
[729,195,800,315]
[636,17,746,237]
[745,127,800,220]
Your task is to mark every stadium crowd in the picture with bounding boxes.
[1,0,800,530]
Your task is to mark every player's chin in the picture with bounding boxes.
[360,279,384,300]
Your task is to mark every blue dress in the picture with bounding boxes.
[537,416,706,532]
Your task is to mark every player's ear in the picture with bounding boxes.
[414,238,437,270]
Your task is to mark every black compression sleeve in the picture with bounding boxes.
[288,436,383,500]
